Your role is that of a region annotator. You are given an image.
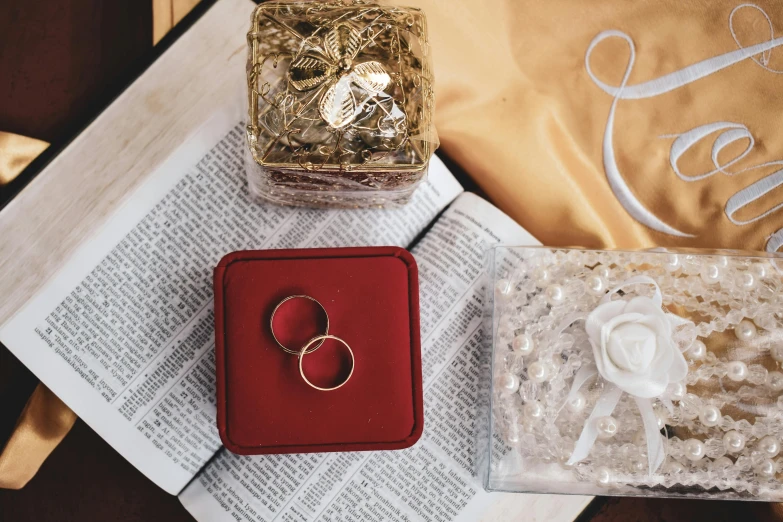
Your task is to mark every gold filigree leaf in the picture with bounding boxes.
[319,76,356,129]
[351,61,390,94]
[288,55,334,91]
[325,24,360,62]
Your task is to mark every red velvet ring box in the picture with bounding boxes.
[214,247,423,454]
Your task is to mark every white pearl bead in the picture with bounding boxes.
[734,320,757,341]
[533,267,551,286]
[699,405,721,427]
[724,430,746,453]
[512,334,535,356]
[756,458,777,478]
[596,416,619,440]
[666,382,686,401]
[716,256,730,268]
[592,265,610,279]
[523,400,544,420]
[684,438,705,461]
[726,360,749,382]
[520,419,535,433]
[495,279,513,296]
[498,372,520,394]
[699,264,722,285]
[758,435,781,458]
[527,361,550,383]
[545,284,565,305]
[566,392,586,413]
[596,466,612,486]
[507,431,521,445]
[751,262,768,280]
[663,254,681,272]
[666,459,686,474]
[767,371,783,391]
[735,271,757,291]
[711,456,734,471]
[559,451,575,469]
[771,345,783,362]
[585,275,606,296]
[688,340,707,361]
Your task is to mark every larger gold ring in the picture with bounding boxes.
[298,335,354,391]
[270,295,329,355]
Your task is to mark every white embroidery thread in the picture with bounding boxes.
[585,4,783,251]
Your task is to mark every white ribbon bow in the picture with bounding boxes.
[564,276,691,475]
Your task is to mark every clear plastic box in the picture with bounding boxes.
[483,246,783,500]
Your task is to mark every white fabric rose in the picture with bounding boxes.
[586,295,687,399]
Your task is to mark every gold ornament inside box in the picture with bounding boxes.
[245,0,437,208]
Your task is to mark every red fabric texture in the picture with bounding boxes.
[214,247,423,454]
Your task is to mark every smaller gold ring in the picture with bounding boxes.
[270,295,329,355]
[298,335,354,391]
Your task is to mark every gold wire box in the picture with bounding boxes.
[245,0,437,208]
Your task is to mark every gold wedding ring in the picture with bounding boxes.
[298,335,354,391]
[269,295,354,390]
[270,295,329,355]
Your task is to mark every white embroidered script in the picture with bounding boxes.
[585,4,783,251]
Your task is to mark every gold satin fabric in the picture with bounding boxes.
[404,0,783,251]
[0,386,76,489]
[152,0,201,44]
[0,132,48,185]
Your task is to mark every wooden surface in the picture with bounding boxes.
[0,0,153,204]
[590,497,783,522]
[0,0,246,326]
[0,1,152,144]
[1,0,779,520]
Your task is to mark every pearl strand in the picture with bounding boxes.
[493,249,783,497]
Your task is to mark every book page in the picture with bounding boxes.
[0,107,462,495]
[179,194,591,522]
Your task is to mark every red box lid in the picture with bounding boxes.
[214,246,423,454]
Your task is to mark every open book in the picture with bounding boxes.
[0,0,592,520]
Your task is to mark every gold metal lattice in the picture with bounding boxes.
[246,0,436,185]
